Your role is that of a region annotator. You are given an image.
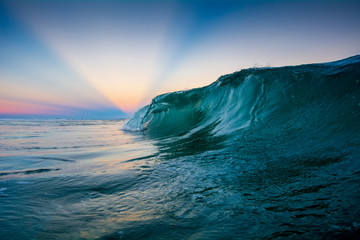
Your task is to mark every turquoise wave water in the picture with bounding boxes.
[1,56,360,239]
[122,55,360,238]
[125,55,360,140]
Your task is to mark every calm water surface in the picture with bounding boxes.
[0,120,160,239]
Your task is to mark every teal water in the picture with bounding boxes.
[1,56,360,239]
[0,120,161,239]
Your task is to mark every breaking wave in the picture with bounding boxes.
[125,55,360,142]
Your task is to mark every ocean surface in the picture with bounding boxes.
[1,56,360,239]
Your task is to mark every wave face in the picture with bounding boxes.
[125,55,360,140]
[123,56,360,238]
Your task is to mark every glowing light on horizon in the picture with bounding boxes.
[1,1,359,117]
[7,1,179,113]
[0,99,64,115]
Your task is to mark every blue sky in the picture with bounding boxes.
[1,0,359,119]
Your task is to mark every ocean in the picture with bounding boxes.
[1,55,360,239]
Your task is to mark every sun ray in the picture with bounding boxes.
[7,1,177,114]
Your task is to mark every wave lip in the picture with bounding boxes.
[124,55,360,139]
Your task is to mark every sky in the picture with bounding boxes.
[0,0,359,119]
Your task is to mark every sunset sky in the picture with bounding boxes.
[1,0,359,119]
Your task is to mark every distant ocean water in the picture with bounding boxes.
[1,56,360,239]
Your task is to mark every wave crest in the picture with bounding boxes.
[125,55,360,140]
